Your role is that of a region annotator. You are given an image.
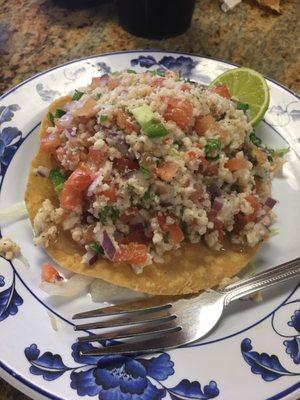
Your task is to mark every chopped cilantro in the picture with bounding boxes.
[163,233,169,243]
[250,132,263,147]
[127,69,137,74]
[89,243,104,254]
[49,169,65,187]
[204,138,221,161]
[140,166,150,175]
[237,102,249,111]
[276,147,290,157]
[72,90,84,101]
[48,112,55,126]
[55,108,66,118]
[110,207,120,224]
[156,69,166,77]
[143,187,154,200]
[99,207,109,225]
[55,183,64,196]
[100,115,108,123]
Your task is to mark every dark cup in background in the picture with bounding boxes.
[117,0,195,40]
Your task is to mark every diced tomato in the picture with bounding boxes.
[73,98,97,118]
[211,84,231,99]
[114,243,148,266]
[187,150,197,159]
[150,77,164,88]
[233,195,261,231]
[101,186,118,202]
[60,167,95,211]
[40,132,61,153]
[120,207,139,223]
[66,167,95,190]
[84,224,96,243]
[116,109,138,134]
[88,146,109,167]
[119,230,149,245]
[245,195,261,219]
[207,210,224,231]
[113,157,139,174]
[199,156,219,176]
[189,185,203,202]
[156,161,179,181]
[194,115,215,136]
[41,263,62,283]
[181,83,192,92]
[107,79,119,90]
[56,146,83,171]
[164,98,193,131]
[225,157,248,171]
[157,214,184,244]
[91,77,101,90]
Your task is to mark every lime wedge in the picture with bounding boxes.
[210,67,270,126]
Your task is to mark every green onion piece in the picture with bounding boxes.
[250,132,263,147]
[55,109,66,118]
[156,69,166,77]
[48,112,55,126]
[99,207,109,225]
[55,183,64,196]
[88,243,104,254]
[204,138,221,161]
[237,102,249,111]
[276,147,290,157]
[72,90,84,101]
[143,187,154,200]
[49,170,65,187]
[110,208,120,224]
[140,166,150,175]
[100,115,108,123]
[143,122,169,138]
[127,69,137,74]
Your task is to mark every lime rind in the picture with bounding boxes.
[210,67,270,126]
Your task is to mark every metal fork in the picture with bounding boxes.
[73,257,300,355]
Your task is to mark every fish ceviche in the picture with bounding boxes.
[33,70,285,273]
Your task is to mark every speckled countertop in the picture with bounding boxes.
[0,0,299,398]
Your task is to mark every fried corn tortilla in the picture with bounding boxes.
[25,97,259,295]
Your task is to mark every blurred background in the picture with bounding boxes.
[0,0,299,96]
[0,0,299,398]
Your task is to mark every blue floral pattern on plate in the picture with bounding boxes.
[0,105,22,176]
[241,301,300,381]
[0,265,23,322]
[25,341,219,399]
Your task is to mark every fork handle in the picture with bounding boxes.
[222,257,300,306]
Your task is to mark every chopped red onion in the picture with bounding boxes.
[100,74,109,84]
[115,139,133,159]
[58,113,74,128]
[207,184,221,200]
[212,199,223,211]
[84,250,98,266]
[101,230,116,261]
[129,223,144,232]
[264,197,277,209]
[123,170,137,180]
[161,201,173,207]
[36,166,50,177]
[64,128,76,140]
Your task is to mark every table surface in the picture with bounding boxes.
[0,0,299,398]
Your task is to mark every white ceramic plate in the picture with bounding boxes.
[0,51,300,400]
